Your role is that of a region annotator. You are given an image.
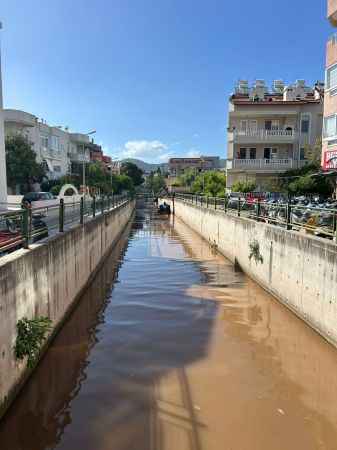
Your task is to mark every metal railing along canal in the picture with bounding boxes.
[0,194,130,257]
[174,193,337,241]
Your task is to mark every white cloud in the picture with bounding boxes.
[158,152,174,162]
[193,133,199,138]
[116,140,169,162]
[186,148,201,158]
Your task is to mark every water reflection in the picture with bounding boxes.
[0,208,337,450]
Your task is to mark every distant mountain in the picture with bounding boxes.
[121,158,168,173]
[121,157,226,172]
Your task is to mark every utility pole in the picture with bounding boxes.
[0,22,7,207]
[82,143,86,196]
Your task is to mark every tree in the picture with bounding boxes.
[279,158,333,197]
[5,134,46,193]
[86,162,110,193]
[192,171,227,197]
[145,172,166,194]
[231,180,256,194]
[303,137,322,167]
[121,162,144,186]
[117,174,134,193]
[176,168,197,188]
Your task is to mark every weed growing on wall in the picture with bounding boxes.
[14,317,52,368]
[249,240,263,265]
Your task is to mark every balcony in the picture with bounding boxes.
[41,147,63,161]
[231,129,297,144]
[3,109,36,127]
[227,159,308,172]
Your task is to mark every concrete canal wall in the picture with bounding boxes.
[165,198,337,348]
[0,200,135,418]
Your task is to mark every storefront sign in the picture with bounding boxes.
[324,149,337,170]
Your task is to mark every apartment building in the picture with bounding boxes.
[226,80,324,191]
[169,156,220,176]
[323,1,337,171]
[3,109,94,181]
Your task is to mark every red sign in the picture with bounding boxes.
[323,149,337,170]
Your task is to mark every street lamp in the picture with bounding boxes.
[82,130,96,196]
[107,157,119,193]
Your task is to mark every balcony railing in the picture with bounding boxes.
[233,129,296,142]
[229,159,308,171]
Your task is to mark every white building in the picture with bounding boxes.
[226,79,324,191]
[3,109,92,184]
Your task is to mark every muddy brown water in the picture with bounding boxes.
[1,208,337,450]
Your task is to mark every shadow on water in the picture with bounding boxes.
[2,203,337,449]
[0,205,219,450]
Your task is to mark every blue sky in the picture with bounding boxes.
[1,0,332,163]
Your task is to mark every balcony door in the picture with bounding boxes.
[250,148,256,159]
[239,148,247,159]
[250,120,258,133]
[265,120,279,131]
[264,147,278,160]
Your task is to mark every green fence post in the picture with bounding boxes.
[92,196,96,217]
[214,197,217,210]
[22,207,29,249]
[59,199,64,232]
[80,197,84,225]
[237,198,241,217]
[206,196,209,208]
[286,199,292,230]
[101,196,104,214]
[224,196,228,213]
[257,198,261,220]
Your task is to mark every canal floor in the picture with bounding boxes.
[1,209,337,449]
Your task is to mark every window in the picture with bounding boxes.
[250,148,256,159]
[301,114,310,133]
[300,148,306,160]
[240,120,248,132]
[51,136,59,151]
[53,165,61,172]
[40,135,49,149]
[239,148,247,159]
[324,115,337,138]
[326,64,337,90]
[250,120,257,133]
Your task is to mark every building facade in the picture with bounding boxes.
[3,109,98,184]
[226,80,324,191]
[169,156,220,177]
[322,1,337,170]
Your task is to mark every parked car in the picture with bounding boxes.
[21,192,58,213]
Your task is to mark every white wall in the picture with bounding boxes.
[165,198,337,348]
[0,200,135,418]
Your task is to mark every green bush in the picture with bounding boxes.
[50,185,61,196]
[231,180,256,193]
[14,317,52,368]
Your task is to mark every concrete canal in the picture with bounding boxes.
[1,206,337,449]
